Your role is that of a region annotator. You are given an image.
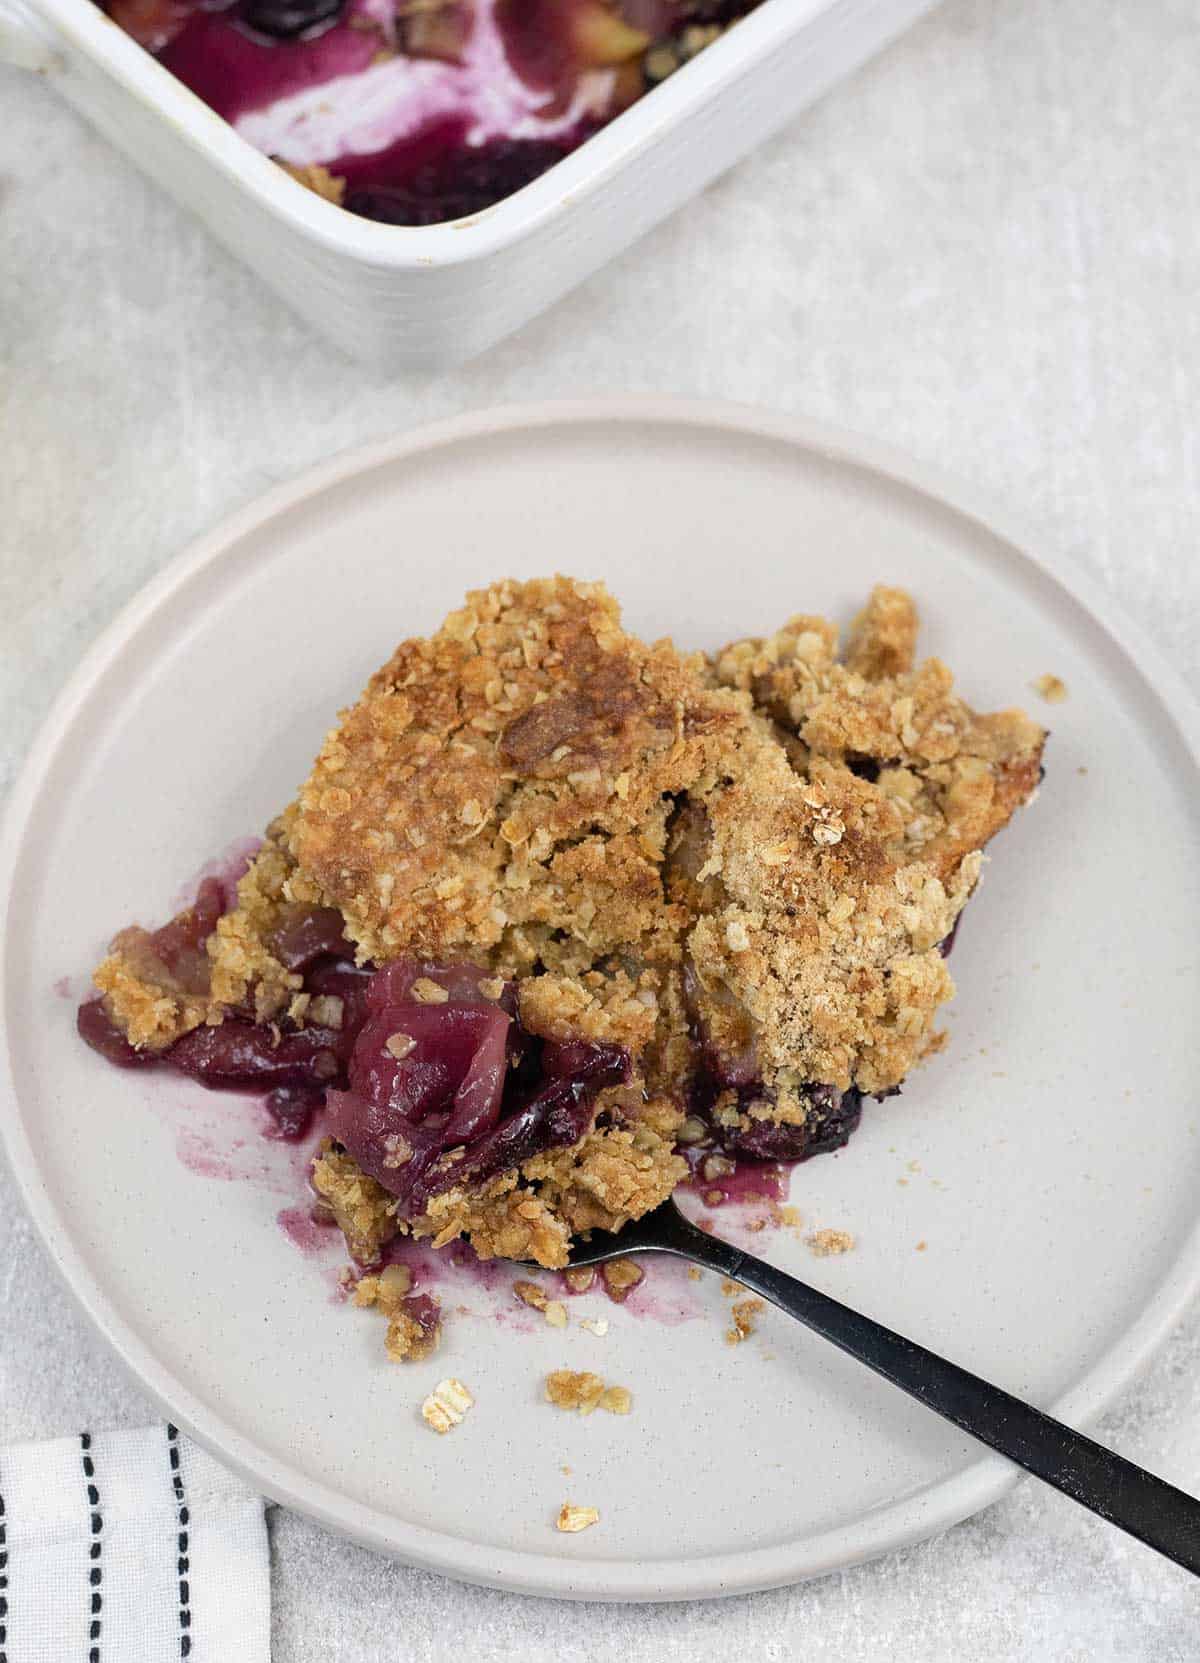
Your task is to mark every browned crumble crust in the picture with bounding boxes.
[91,577,1044,1277]
[807,1227,856,1257]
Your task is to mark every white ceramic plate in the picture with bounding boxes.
[3,400,1200,1602]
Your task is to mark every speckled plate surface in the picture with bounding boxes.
[3,399,1199,1601]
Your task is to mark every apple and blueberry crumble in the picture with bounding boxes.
[78,576,1044,1347]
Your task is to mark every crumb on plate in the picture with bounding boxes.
[546,1370,632,1415]
[601,1259,644,1303]
[725,1297,765,1345]
[1032,672,1068,703]
[514,1278,548,1310]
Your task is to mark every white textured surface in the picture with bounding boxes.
[2,0,1199,1655]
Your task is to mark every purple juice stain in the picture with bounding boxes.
[685,1157,786,1207]
[277,1203,339,1254]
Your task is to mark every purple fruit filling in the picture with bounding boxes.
[95,0,765,228]
[688,1073,866,1165]
[680,955,865,1164]
[263,1085,324,1141]
[326,962,629,1217]
[78,889,629,1220]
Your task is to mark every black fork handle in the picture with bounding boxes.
[640,1205,1200,1576]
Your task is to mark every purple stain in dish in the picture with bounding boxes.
[343,135,586,226]
[160,9,377,123]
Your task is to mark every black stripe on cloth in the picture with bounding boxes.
[1,1480,8,1663]
[80,1433,101,1663]
[166,1427,192,1660]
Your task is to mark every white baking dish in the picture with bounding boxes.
[1,0,941,367]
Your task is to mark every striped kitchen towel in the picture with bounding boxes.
[0,1423,269,1662]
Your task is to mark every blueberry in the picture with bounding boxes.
[239,0,341,41]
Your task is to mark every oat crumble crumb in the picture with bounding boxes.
[807,1228,856,1257]
[514,1279,549,1311]
[386,1301,443,1363]
[1032,672,1068,704]
[546,1369,632,1414]
[725,1297,765,1345]
[601,1260,644,1303]
[544,1300,569,1328]
[352,1274,380,1308]
[546,1369,606,1412]
[557,1503,600,1534]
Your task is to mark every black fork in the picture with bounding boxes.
[519,1198,1200,1576]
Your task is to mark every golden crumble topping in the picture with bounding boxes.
[89,577,1044,1276]
[289,575,744,969]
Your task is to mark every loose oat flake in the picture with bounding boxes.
[421,1377,473,1434]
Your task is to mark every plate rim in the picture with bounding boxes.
[3,395,1199,1601]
